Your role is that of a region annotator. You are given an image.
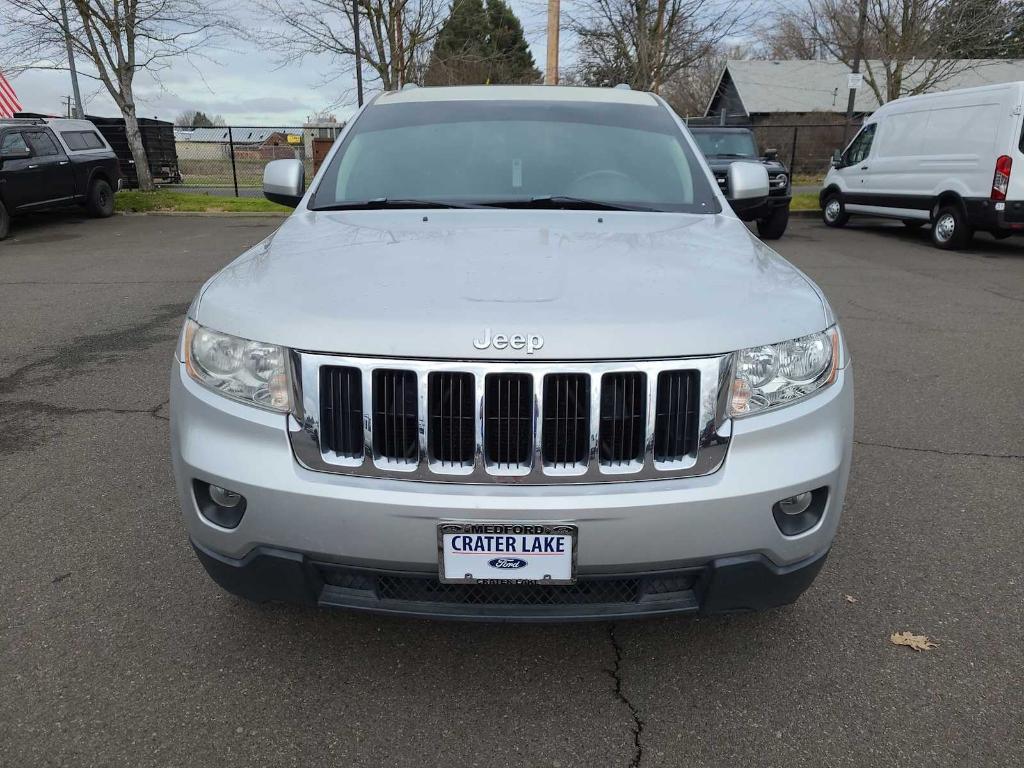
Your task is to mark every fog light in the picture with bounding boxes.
[778,491,813,516]
[193,480,247,529]
[209,485,242,508]
[772,487,828,536]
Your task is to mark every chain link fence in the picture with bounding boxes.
[123,123,343,196]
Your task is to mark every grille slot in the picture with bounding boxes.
[654,370,699,462]
[599,372,646,466]
[319,366,364,458]
[428,372,475,467]
[542,373,590,467]
[484,373,533,469]
[372,369,419,462]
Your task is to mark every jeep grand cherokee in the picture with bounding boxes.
[170,85,853,621]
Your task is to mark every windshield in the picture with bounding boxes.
[312,99,719,213]
[691,131,758,159]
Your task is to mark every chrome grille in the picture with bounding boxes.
[289,353,733,484]
[542,373,590,468]
[372,369,418,463]
[320,366,364,458]
[599,372,646,467]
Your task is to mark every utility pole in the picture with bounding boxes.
[60,0,84,118]
[843,0,868,144]
[353,0,364,105]
[545,0,560,85]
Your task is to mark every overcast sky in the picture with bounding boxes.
[8,0,556,125]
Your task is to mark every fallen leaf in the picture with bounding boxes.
[844,594,858,603]
[890,631,937,652]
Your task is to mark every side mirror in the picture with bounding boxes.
[0,146,32,165]
[763,148,778,162]
[726,161,769,201]
[830,149,842,168]
[263,159,305,208]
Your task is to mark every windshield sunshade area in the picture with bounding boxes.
[312,100,720,214]
[692,131,758,159]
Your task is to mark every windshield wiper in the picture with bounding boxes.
[311,198,485,211]
[482,195,663,213]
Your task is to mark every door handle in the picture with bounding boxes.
[28,164,39,169]
[59,160,70,165]
[860,165,869,170]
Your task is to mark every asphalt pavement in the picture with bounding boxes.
[1,210,1022,767]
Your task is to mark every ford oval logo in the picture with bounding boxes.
[488,557,528,570]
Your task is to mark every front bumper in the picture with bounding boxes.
[171,361,853,619]
[192,538,830,621]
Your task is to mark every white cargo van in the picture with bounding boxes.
[820,81,1024,249]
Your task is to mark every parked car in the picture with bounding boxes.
[0,117,121,240]
[171,85,853,621]
[690,125,792,239]
[820,81,1024,249]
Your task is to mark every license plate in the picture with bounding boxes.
[438,521,578,585]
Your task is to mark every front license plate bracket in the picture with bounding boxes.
[437,521,578,585]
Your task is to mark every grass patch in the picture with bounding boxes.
[115,190,291,214]
[790,192,819,212]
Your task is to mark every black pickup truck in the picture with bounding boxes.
[0,118,122,240]
[690,126,792,239]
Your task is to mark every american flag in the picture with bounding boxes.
[0,72,23,118]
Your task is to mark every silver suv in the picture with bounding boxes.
[170,86,853,620]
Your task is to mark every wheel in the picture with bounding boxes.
[0,200,9,240]
[757,204,790,239]
[902,220,925,229]
[822,193,848,227]
[930,204,973,250]
[85,178,115,218]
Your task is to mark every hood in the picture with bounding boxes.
[195,209,829,360]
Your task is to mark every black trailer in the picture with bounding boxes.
[87,115,181,187]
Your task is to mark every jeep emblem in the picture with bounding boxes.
[473,328,544,354]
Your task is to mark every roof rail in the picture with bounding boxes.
[1,116,47,125]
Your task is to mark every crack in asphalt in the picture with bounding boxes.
[606,623,644,768]
[855,439,1023,461]
[1,399,170,421]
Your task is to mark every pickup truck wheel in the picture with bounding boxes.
[756,204,789,239]
[0,201,9,240]
[931,204,973,250]
[86,179,115,218]
[822,193,848,227]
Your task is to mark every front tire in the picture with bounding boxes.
[931,204,973,250]
[822,193,848,227]
[757,204,790,239]
[85,178,115,218]
[0,200,9,240]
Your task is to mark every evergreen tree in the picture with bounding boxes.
[486,0,540,84]
[424,0,539,85]
[425,0,492,85]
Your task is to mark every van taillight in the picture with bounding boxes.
[992,155,1012,200]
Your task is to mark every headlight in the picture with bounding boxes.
[773,173,788,188]
[729,326,840,417]
[182,319,290,411]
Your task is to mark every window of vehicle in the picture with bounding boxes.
[843,123,876,166]
[1,132,30,155]
[691,130,758,159]
[61,130,105,151]
[313,100,720,213]
[26,131,61,157]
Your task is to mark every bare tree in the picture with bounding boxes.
[0,0,225,190]
[755,16,826,59]
[252,0,448,93]
[567,0,752,93]
[803,0,1010,103]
